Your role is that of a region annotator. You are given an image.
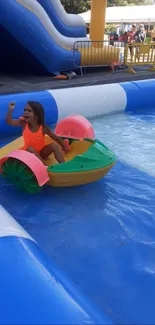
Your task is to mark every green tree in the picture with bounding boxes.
[61,0,152,13]
[108,0,152,6]
[61,0,90,14]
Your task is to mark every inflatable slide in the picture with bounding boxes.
[0,0,87,74]
[36,0,87,37]
[0,0,120,75]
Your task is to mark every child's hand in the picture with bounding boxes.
[63,145,69,154]
[62,142,69,154]
[9,102,15,110]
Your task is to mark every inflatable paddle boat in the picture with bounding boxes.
[0,115,116,193]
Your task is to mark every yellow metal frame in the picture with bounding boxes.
[76,41,120,67]
[124,42,155,74]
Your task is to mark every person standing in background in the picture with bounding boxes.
[134,23,146,60]
[127,24,137,56]
[134,23,146,43]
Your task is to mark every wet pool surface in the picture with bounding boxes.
[0,112,155,324]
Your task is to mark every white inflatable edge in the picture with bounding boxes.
[51,0,85,27]
[48,84,127,121]
[17,0,88,49]
[0,205,34,240]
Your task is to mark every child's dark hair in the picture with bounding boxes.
[27,101,45,126]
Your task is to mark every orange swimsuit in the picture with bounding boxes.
[21,123,46,154]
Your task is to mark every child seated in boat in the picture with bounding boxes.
[6,101,69,164]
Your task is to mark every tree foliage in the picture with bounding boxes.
[61,0,90,14]
[61,0,152,13]
[108,0,152,6]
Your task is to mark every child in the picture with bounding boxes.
[6,101,68,164]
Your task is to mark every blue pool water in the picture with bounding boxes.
[0,112,155,324]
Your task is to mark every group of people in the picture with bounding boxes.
[110,23,146,48]
[127,23,146,46]
[127,24,146,57]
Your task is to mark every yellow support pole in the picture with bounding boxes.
[90,0,107,41]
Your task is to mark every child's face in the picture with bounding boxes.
[24,104,37,123]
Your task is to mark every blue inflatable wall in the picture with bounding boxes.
[0,206,113,325]
[1,79,155,137]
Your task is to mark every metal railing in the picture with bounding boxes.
[124,42,155,73]
[72,40,126,75]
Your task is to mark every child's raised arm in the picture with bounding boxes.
[6,102,23,127]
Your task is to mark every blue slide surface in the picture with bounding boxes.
[37,0,87,37]
[0,0,81,74]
